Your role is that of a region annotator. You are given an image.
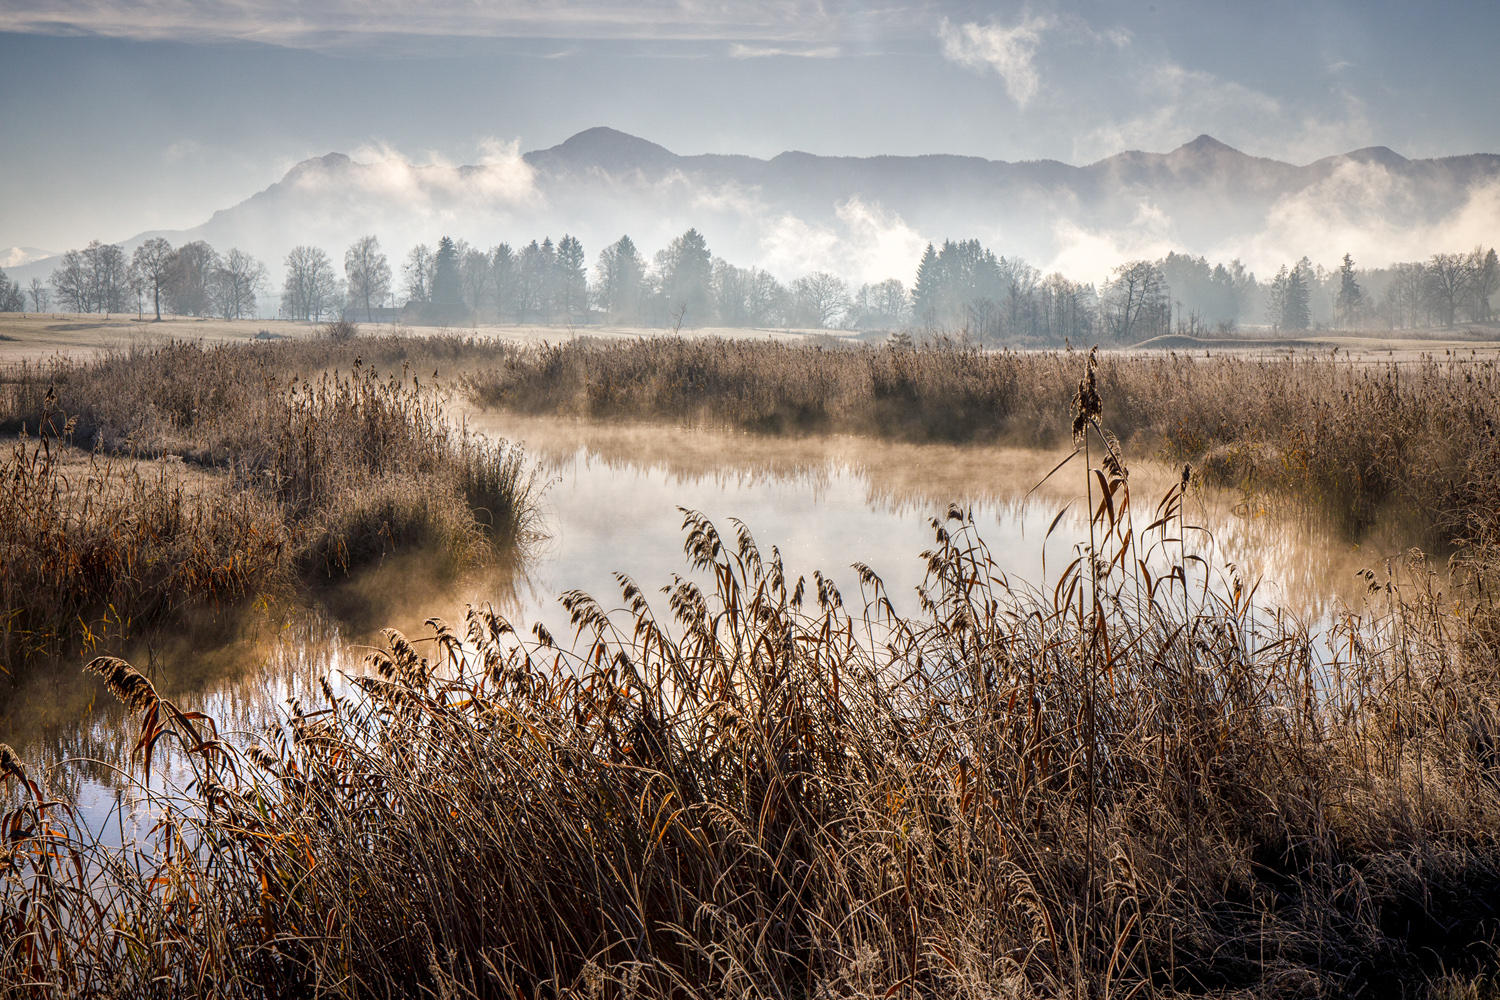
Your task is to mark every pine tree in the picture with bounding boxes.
[912,243,941,326]
[557,235,587,319]
[1336,253,1362,328]
[595,235,644,321]
[490,244,517,322]
[1478,248,1498,322]
[664,228,713,325]
[1282,258,1311,331]
[539,237,557,318]
[518,241,543,320]
[1265,266,1289,330]
[431,236,464,322]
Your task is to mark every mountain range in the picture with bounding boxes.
[7,127,1500,290]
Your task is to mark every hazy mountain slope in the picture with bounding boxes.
[11,127,1500,290]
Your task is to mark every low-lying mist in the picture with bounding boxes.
[14,129,1499,302]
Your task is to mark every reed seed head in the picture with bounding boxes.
[0,743,25,784]
[84,656,160,712]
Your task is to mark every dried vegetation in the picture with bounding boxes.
[465,336,1500,549]
[0,331,540,669]
[4,351,1500,997]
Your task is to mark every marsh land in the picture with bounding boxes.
[5,319,1500,998]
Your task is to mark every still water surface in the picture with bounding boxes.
[0,413,1398,822]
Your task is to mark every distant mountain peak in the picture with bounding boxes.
[1178,134,1240,154]
[1164,135,1248,159]
[282,152,353,182]
[528,127,680,173]
[1341,145,1410,168]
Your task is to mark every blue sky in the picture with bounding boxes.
[3,0,1498,252]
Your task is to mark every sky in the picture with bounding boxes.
[3,0,1499,254]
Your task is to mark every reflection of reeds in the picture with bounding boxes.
[6,372,1500,997]
[0,337,542,670]
[462,337,1500,554]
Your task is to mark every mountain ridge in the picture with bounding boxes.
[7,128,1499,289]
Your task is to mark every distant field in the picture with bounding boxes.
[0,313,822,363]
[5,312,1499,365]
[1129,328,1500,362]
[0,314,317,362]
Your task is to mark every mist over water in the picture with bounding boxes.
[1,411,1406,826]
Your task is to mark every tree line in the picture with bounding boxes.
[0,238,270,320]
[1266,248,1500,331]
[10,229,1496,343]
[393,229,912,330]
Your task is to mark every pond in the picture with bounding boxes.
[0,411,1402,829]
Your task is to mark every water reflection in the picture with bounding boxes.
[3,413,1410,813]
[481,413,1391,623]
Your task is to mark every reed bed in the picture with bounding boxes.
[5,352,1500,997]
[0,333,541,669]
[0,418,289,668]
[462,336,1500,550]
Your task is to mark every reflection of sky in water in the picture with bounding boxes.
[4,413,1418,822]
[493,413,1391,626]
[521,449,1066,624]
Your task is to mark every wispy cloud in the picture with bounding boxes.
[1072,50,1370,165]
[728,43,840,59]
[938,14,1051,108]
[0,0,912,46]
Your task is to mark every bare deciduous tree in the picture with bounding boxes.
[27,277,49,313]
[1108,260,1167,341]
[792,271,851,328]
[50,241,130,315]
[129,237,175,320]
[1426,252,1469,327]
[168,241,221,317]
[50,250,88,313]
[403,244,434,306]
[744,268,787,327]
[214,248,267,320]
[460,246,491,320]
[281,245,339,322]
[344,235,391,322]
[0,269,24,312]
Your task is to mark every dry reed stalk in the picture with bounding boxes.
[4,340,1500,997]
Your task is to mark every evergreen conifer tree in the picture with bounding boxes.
[490,243,518,321]
[1336,253,1362,328]
[557,235,587,319]
[431,236,464,322]
[1282,258,1311,330]
[664,228,713,325]
[912,243,941,326]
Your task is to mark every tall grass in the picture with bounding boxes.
[462,337,1500,549]
[4,353,1500,997]
[0,408,288,668]
[0,335,541,669]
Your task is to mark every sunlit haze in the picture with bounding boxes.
[3,0,1499,290]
